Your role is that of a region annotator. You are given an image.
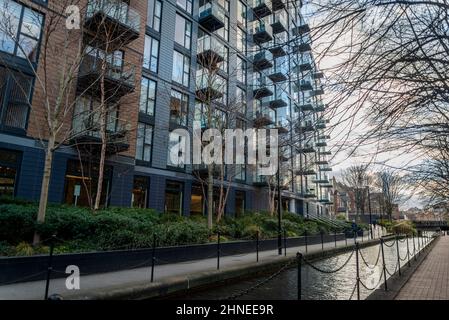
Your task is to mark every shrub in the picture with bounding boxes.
[0,204,37,244]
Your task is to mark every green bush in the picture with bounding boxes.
[0,204,37,244]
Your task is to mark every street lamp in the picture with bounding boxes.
[366,186,373,239]
[277,151,282,255]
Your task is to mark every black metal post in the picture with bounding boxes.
[305,230,308,254]
[406,235,411,267]
[151,234,156,283]
[355,242,360,300]
[334,230,337,248]
[367,186,373,240]
[321,231,324,251]
[284,229,287,257]
[277,154,282,256]
[297,253,302,301]
[354,230,357,244]
[217,231,221,270]
[396,236,402,276]
[380,238,388,291]
[412,234,417,261]
[345,234,348,246]
[44,235,56,300]
[256,230,259,263]
[418,232,421,254]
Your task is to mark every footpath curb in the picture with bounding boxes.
[66,238,384,300]
[366,236,439,300]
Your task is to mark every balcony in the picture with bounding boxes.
[316,119,329,129]
[268,66,287,83]
[252,50,273,71]
[298,144,316,153]
[293,24,310,36]
[319,150,332,156]
[295,80,313,91]
[71,116,130,154]
[197,35,225,69]
[315,137,328,147]
[299,62,313,72]
[274,121,289,134]
[296,103,314,112]
[253,110,275,128]
[272,0,286,11]
[195,70,224,102]
[252,21,273,45]
[294,42,312,53]
[315,103,326,112]
[271,10,287,33]
[316,160,329,166]
[319,165,333,172]
[269,32,288,57]
[268,93,288,109]
[320,183,334,188]
[313,178,330,184]
[253,78,273,99]
[251,0,272,19]
[304,191,317,199]
[84,0,141,48]
[312,87,325,96]
[296,168,317,176]
[77,54,136,101]
[297,121,315,133]
[199,1,226,32]
[313,72,324,79]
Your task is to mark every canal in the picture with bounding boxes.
[180,235,432,300]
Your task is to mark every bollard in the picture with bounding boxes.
[355,242,360,300]
[406,235,411,267]
[361,231,364,242]
[418,233,421,254]
[380,239,388,291]
[151,234,157,283]
[256,230,260,263]
[321,231,324,251]
[44,235,56,300]
[297,253,302,301]
[396,236,402,276]
[305,231,308,254]
[284,229,287,257]
[345,234,348,247]
[354,231,357,244]
[334,231,337,248]
[412,234,417,261]
[217,231,221,270]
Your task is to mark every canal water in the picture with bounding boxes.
[181,236,431,300]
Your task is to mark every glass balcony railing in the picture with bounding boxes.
[251,20,273,44]
[253,76,273,99]
[271,10,287,33]
[252,50,273,71]
[197,35,225,68]
[85,0,140,44]
[250,0,272,18]
[199,1,226,32]
[195,70,225,102]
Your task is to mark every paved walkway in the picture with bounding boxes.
[396,235,449,300]
[0,229,384,300]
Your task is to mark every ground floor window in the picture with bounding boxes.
[165,180,183,215]
[132,176,149,208]
[190,184,204,216]
[64,160,112,208]
[235,190,245,217]
[0,149,21,197]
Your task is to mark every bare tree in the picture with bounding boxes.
[342,164,372,221]
[376,169,408,221]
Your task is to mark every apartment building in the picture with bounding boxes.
[0,0,333,217]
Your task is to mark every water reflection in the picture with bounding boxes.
[183,236,430,300]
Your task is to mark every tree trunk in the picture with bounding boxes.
[207,166,214,230]
[34,135,56,245]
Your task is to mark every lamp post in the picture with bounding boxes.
[277,150,282,255]
[367,186,373,239]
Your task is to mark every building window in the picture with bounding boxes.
[140,77,156,116]
[219,46,228,73]
[175,14,192,50]
[235,191,246,216]
[165,180,184,215]
[172,51,190,87]
[236,86,247,115]
[217,74,227,105]
[0,0,44,63]
[132,176,149,208]
[190,184,204,216]
[0,148,20,197]
[170,89,188,126]
[167,131,186,169]
[147,0,162,32]
[176,0,192,14]
[136,123,153,163]
[236,55,246,85]
[237,1,246,28]
[236,27,246,54]
[214,15,229,41]
[143,35,159,73]
[0,66,33,132]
